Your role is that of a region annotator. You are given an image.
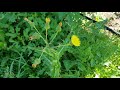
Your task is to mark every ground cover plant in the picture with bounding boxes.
[0,12,120,78]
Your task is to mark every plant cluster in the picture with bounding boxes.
[0,12,119,78]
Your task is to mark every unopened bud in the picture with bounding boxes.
[46,18,50,23]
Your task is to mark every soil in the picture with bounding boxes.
[85,12,120,36]
[99,12,120,32]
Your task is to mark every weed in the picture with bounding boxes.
[0,12,119,78]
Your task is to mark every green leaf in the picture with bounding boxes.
[0,42,4,48]
[90,59,96,67]
[9,15,16,22]
[78,63,86,71]
[5,33,17,38]
[86,47,92,55]
[23,28,29,39]
[0,30,5,41]
[97,52,101,57]
[32,32,41,40]
[58,12,66,20]
[61,71,80,78]
[0,42,7,49]
[63,60,76,71]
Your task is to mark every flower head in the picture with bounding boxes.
[32,58,41,68]
[45,18,50,23]
[59,22,62,27]
[29,36,34,41]
[32,64,37,68]
[71,35,80,46]
[24,17,35,27]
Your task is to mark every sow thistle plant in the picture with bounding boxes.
[24,16,81,78]
[1,12,119,78]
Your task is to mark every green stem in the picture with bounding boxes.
[49,31,59,45]
[25,18,48,46]
[38,46,47,60]
[58,45,65,55]
[33,26,48,46]
[46,29,48,44]
[52,43,70,48]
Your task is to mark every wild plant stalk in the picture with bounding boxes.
[46,29,48,44]
[38,47,47,60]
[52,43,70,49]
[43,48,61,78]
[24,18,48,46]
[49,30,59,45]
[33,25,48,46]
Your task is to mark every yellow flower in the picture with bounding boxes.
[45,18,50,23]
[59,22,62,27]
[95,16,100,22]
[71,35,80,46]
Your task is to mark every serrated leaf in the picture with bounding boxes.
[90,59,96,67]
[78,63,86,71]
[9,16,16,22]
[97,52,101,57]
[86,47,91,54]
[58,12,66,20]
[63,60,76,71]
[5,33,17,38]
[9,37,17,43]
